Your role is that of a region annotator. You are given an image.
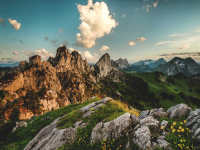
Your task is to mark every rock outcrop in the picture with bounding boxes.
[24,97,112,150]
[12,121,27,132]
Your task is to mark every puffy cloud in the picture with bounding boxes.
[153,1,159,7]
[121,14,126,17]
[13,52,19,55]
[100,46,110,51]
[127,37,147,46]
[179,44,190,49]
[82,51,99,63]
[58,28,64,33]
[75,0,118,48]
[68,47,81,54]
[60,44,63,47]
[8,18,21,30]
[146,5,152,8]
[196,27,200,32]
[136,37,147,42]
[146,8,149,12]
[22,49,54,60]
[0,18,6,26]
[127,41,136,46]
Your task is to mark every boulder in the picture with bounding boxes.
[12,121,27,132]
[90,113,134,144]
[140,116,160,130]
[160,120,168,131]
[167,103,191,118]
[133,126,152,149]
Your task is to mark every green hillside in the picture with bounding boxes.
[129,71,200,110]
[0,97,140,150]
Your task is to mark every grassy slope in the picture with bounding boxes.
[0,97,140,150]
[0,97,100,150]
[130,72,200,110]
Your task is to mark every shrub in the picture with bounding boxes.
[9,106,20,122]
[161,92,175,100]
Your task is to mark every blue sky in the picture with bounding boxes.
[0,0,200,63]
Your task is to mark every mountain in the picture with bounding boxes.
[133,58,166,68]
[157,57,200,76]
[0,46,120,120]
[111,58,130,69]
[122,64,154,73]
[0,61,21,68]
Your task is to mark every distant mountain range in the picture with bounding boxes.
[157,57,200,76]
[133,58,167,68]
[0,61,21,67]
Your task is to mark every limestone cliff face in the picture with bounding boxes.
[111,58,130,69]
[94,53,113,82]
[0,46,120,120]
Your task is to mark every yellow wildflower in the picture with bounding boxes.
[171,126,174,129]
[180,139,183,142]
[180,122,183,125]
[120,145,121,147]
[179,135,181,137]
[184,120,187,123]
[178,144,181,147]
[179,126,182,129]
[181,128,184,132]
[161,126,164,130]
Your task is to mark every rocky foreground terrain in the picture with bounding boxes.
[6,97,200,150]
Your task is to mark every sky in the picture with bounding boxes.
[0,0,200,64]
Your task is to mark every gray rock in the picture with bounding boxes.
[138,108,166,120]
[160,120,168,131]
[24,115,88,150]
[12,121,27,132]
[131,114,139,122]
[82,111,95,118]
[79,97,112,112]
[133,126,151,150]
[140,116,160,130]
[125,141,130,150]
[90,113,133,144]
[167,103,191,118]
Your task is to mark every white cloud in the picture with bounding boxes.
[60,44,63,47]
[0,18,6,26]
[68,47,81,54]
[127,41,136,46]
[146,8,149,12]
[13,52,19,55]
[167,33,189,37]
[61,39,69,46]
[82,51,99,63]
[100,45,110,51]
[196,27,200,32]
[22,49,54,60]
[75,0,118,48]
[127,37,147,46]
[153,1,159,7]
[146,5,152,8]
[113,13,115,16]
[58,28,64,33]
[121,14,126,17]
[179,44,190,49]
[156,35,200,48]
[135,8,139,11]
[8,18,21,30]
[136,37,147,42]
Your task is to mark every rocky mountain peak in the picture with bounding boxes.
[29,55,41,66]
[111,58,130,69]
[94,53,112,81]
